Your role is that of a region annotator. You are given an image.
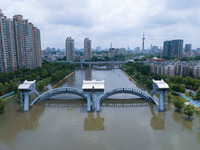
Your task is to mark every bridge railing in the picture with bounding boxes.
[100,88,154,102]
[31,87,86,106]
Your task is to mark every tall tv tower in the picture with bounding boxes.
[142,33,145,53]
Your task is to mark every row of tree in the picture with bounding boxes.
[0,61,75,96]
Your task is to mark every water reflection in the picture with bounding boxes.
[172,110,194,131]
[0,101,44,143]
[84,113,104,131]
[66,73,76,87]
[150,105,166,130]
[197,132,200,144]
[84,68,92,80]
[101,99,149,107]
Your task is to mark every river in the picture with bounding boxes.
[0,67,200,150]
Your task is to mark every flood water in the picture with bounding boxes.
[0,67,200,150]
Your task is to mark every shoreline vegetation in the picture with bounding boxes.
[0,61,75,113]
[0,61,75,96]
[122,62,200,118]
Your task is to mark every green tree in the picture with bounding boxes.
[38,81,45,91]
[196,87,200,98]
[184,104,195,119]
[173,97,185,111]
[0,97,5,114]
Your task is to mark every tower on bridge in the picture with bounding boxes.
[150,79,169,111]
[82,80,104,111]
[18,80,40,111]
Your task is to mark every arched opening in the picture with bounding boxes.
[30,87,88,106]
[100,88,157,104]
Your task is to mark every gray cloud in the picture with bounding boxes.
[1,0,200,49]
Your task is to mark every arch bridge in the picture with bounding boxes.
[18,80,164,112]
[96,88,157,111]
[30,87,92,111]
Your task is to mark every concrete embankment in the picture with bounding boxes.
[122,71,143,89]
[51,72,75,89]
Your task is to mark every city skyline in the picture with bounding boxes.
[1,0,200,49]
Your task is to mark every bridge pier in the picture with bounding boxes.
[150,79,169,111]
[18,80,40,111]
[159,92,164,111]
[85,92,92,111]
[96,92,104,111]
[24,92,30,111]
[164,91,168,110]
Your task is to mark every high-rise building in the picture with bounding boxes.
[163,41,172,57]
[0,10,10,72]
[13,14,25,69]
[171,40,183,59]
[185,44,192,53]
[5,18,18,72]
[84,38,91,60]
[163,39,183,60]
[66,37,74,61]
[0,10,42,72]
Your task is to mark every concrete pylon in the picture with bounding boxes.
[96,92,104,112]
[85,92,91,111]
[18,80,40,111]
[159,92,164,111]
[150,79,169,111]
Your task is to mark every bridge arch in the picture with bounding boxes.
[99,88,157,104]
[30,87,88,106]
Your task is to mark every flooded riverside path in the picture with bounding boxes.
[0,67,200,150]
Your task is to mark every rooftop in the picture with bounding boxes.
[82,80,104,90]
[153,79,169,89]
[18,80,36,90]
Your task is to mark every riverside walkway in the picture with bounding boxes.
[173,91,200,107]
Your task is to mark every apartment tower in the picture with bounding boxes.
[66,37,74,61]
[0,10,42,72]
[84,38,91,60]
[163,39,183,60]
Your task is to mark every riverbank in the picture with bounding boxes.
[50,72,75,89]
[122,71,143,89]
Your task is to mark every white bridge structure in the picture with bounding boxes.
[18,79,168,112]
[150,79,169,111]
[18,80,40,111]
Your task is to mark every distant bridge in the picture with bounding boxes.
[54,61,128,66]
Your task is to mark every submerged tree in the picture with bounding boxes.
[184,104,195,119]
[173,97,185,111]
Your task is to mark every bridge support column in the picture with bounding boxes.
[85,92,92,111]
[159,92,164,111]
[89,64,91,68]
[20,92,23,110]
[164,91,168,110]
[96,92,103,112]
[23,92,30,111]
[81,64,83,69]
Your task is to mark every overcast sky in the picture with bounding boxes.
[1,0,200,50]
